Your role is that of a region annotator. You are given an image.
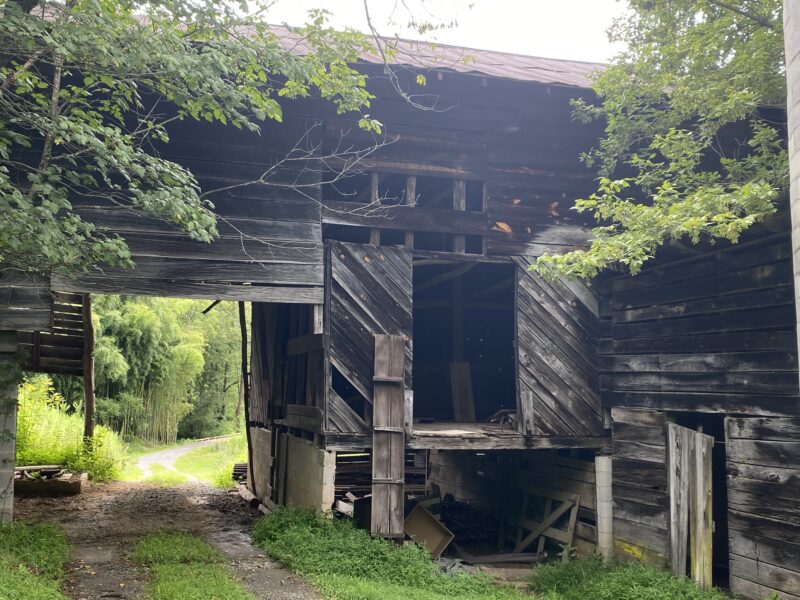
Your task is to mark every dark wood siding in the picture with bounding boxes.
[515,258,604,436]
[600,230,799,416]
[326,241,412,432]
[611,408,670,566]
[726,417,800,600]
[52,116,325,303]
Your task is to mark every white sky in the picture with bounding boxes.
[265,0,628,63]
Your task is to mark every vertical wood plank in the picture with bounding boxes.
[312,304,324,335]
[450,362,475,422]
[453,179,466,253]
[82,294,95,440]
[518,389,535,435]
[371,334,405,538]
[668,423,690,576]
[405,176,416,249]
[691,431,714,589]
[370,173,381,245]
[0,331,18,523]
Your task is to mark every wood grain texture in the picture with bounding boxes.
[611,408,669,566]
[327,241,412,405]
[725,416,800,600]
[515,258,603,437]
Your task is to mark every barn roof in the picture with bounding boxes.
[273,25,604,88]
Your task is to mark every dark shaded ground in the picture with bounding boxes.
[15,482,319,600]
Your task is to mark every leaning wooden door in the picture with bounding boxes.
[514,259,604,437]
[668,423,714,589]
[325,241,412,433]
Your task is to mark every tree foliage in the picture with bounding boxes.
[0,0,377,276]
[536,0,788,279]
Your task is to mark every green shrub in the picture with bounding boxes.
[530,556,731,600]
[15,375,125,481]
[252,508,524,600]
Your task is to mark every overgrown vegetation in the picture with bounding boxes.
[173,434,248,488]
[0,522,69,599]
[530,557,730,600]
[252,508,524,600]
[133,532,253,600]
[16,374,124,480]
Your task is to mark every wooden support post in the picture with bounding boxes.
[404,175,416,249]
[0,331,18,523]
[239,301,256,498]
[82,294,95,440]
[453,179,466,253]
[369,173,381,245]
[518,390,535,436]
[371,334,405,538]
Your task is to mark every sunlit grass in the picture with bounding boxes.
[133,532,252,600]
[173,435,247,488]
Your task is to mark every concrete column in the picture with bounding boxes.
[0,331,18,523]
[595,453,614,563]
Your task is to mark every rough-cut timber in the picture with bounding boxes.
[0,332,18,523]
[371,334,406,538]
[515,259,604,436]
[600,230,800,416]
[610,408,669,566]
[725,417,800,600]
[326,242,412,424]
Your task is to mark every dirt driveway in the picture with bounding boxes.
[15,482,319,600]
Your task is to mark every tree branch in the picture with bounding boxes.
[705,0,776,30]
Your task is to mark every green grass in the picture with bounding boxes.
[132,532,253,600]
[530,557,731,600]
[0,522,70,599]
[252,508,525,600]
[173,435,247,488]
[142,464,188,486]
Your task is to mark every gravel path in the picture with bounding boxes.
[136,437,231,480]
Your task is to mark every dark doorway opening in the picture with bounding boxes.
[412,261,516,423]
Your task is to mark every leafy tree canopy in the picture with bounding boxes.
[0,0,377,275]
[536,0,788,279]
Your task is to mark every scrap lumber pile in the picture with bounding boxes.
[14,465,87,496]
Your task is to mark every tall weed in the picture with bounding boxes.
[16,375,124,480]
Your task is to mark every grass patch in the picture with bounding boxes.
[132,531,224,565]
[530,557,731,600]
[173,435,247,488]
[0,522,70,599]
[252,508,524,600]
[142,464,188,486]
[133,532,253,600]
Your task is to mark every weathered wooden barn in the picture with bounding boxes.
[1,33,799,599]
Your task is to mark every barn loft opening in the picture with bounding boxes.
[412,260,516,424]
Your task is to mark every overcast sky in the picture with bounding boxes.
[266,0,628,63]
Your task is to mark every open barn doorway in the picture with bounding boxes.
[411,260,516,428]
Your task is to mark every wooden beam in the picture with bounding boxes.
[0,331,18,523]
[239,301,256,498]
[82,294,95,440]
[405,176,416,249]
[369,172,381,245]
[371,334,405,538]
[453,179,466,254]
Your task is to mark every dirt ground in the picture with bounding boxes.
[15,482,320,600]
